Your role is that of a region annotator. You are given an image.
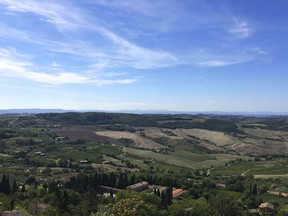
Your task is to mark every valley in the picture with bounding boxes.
[0,112,288,215]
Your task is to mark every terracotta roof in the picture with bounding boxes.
[172,189,183,196]
[172,188,186,198]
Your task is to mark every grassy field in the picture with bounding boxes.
[174,129,240,147]
[213,160,288,176]
[0,153,11,158]
[95,130,167,149]
[49,121,288,156]
[50,144,121,163]
[254,174,288,179]
[121,148,250,170]
[242,127,288,139]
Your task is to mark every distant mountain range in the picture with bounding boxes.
[0,108,288,116]
[0,109,74,115]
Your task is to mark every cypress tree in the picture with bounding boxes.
[130,174,136,185]
[252,184,257,195]
[21,184,26,193]
[9,198,15,211]
[60,189,69,211]
[7,175,10,195]
[167,187,173,205]
[118,173,124,189]
[12,180,17,194]
[123,173,128,188]
[93,172,98,189]
[157,189,161,197]
[160,191,168,209]
[153,188,157,195]
[1,175,10,195]
[43,182,47,192]
[109,172,116,187]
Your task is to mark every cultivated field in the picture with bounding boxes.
[51,125,103,141]
[174,129,240,146]
[95,130,167,149]
[50,123,288,156]
[242,127,288,139]
[121,147,251,169]
[213,160,288,176]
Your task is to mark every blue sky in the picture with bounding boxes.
[0,0,287,112]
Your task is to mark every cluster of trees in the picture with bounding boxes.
[64,172,182,194]
[1,170,288,216]
[38,112,159,127]
[153,187,173,209]
[37,112,242,133]
[65,172,136,193]
[0,174,17,195]
[0,128,18,139]
[90,191,246,216]
[239,117,288,131]
[160,118,241,133]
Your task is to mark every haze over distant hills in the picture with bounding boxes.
[0,109,74,115]
[0,109,287,116]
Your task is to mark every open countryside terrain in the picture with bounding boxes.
[1,112,288,215]
[95,130,167,149]
[121,147,251,169]
[213,159,288,178]
[0,112,288,176]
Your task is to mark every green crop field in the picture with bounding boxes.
[121,148,250,170]
[213,160,288,176]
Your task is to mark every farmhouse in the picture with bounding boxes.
[127,181,149,192]
[126,182,167,194]
[258,202,274,215]
[99,185,122,196]
[55,136,66,142]
[216,183,227,189]
[79,160,89,164]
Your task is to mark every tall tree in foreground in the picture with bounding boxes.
[168,197,211,216]
[209,194,243,216]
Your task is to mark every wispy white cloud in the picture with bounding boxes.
[197,59,251,67]
[97,28,178,68]
[96,0,163,17]
[0,0,263,76]
[251,47,267,55]
[95,0,254,36]
[229,20,254,38]
[0,0,85,30]
[0,23,31,41]
[90,1,261,68]
[0,58,88,85]
[0,48,137,85]
[190,49,255,68]
[0,0,179,70]
[95,0,179,32]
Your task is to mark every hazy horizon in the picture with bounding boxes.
[1,1,287,112]
[1,108,288,116]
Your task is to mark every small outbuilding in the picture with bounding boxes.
[127,181,149,192]
[258,202,274,215]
